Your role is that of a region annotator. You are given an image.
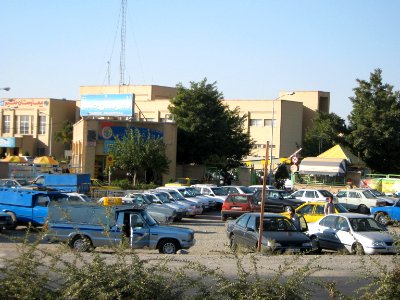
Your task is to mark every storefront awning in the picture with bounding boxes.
[299,157,347,176]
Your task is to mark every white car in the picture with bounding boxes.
[221,185,254,195]
[66,193,92,202]
[156,189,203,216]
[247,185,276,193]
[192,184,227,209]
[336,188,385,213]
[291,189,334,202]
[308,213,398,254]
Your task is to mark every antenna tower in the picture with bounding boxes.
[119,0,127,86]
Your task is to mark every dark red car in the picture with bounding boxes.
[221,194,261,221]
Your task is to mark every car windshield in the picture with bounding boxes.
[186,187,202,196]
[211,187,228,196]
[334,203,348,213]
[239,186,253,194]
[155,193,171,202]
[349,218,387,232]
[362,190,377,199]
[369,189,385,197]
[259,217,298,232]
[141,210,157,226]
[167,191,186,201]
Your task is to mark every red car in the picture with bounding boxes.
[221,194,261,221]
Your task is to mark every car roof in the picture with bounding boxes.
[327,213,372,218]
[243,212,289,218]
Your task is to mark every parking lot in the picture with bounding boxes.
[1,210,399,298]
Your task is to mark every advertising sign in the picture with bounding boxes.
[80,94,134,117]
[0,137,16,147]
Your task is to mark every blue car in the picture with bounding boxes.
[370,199,400,225]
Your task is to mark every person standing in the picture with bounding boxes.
[288,207,301,231]
[324,196,335,215]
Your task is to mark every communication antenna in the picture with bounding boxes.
[119,0,127,86]
[107,61,111,85]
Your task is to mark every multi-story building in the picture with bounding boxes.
[0,98,76,159]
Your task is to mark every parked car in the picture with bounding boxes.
[307,213,398,254]
[65,192,93,202]
[143,191,189,221]
[184,187,218,210]
[364,188,397,206]
[192,184,228,208]
[335,188,385,214]
[155,189,203,215]
[165,177,200,187]
[0,178,30,187]
[253,189,304,213]
[370,198,400,226]
[157,186,210,211]
[281,201,348,223]
[291,189,334,202]
[221,194,261,221]
[247,185,276,193]
[226,213,312,253]
[122,193,176,224]
[0,212,13,231]
[222,185,254,195]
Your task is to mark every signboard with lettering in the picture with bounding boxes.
[80,94,134,117]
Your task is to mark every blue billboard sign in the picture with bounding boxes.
[99,122,163,141]
[80,94,134,117]
[0,137,16,147]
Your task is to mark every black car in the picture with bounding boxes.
[253,189,304,212]
[226,213,312,253]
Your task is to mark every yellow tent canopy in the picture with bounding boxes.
[0,156,27,163]
[317,144,366,167]
[33,156,58,165]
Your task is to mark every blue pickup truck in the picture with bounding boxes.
[370,199,400,226]
[0,187,71,228]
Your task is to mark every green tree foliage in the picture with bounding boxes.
[54,120,73,150]
[108,128,169,185]
[302,111,349,157]
[347,69,400,173]
[168,79,253,174]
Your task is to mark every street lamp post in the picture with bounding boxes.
[269,92,295,185]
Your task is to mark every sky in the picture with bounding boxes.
[1,0,399,120]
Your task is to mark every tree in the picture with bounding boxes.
[54,120,73,150]
[347,69,400,173]
[302,111,349,157]
[108,128,169,185]
[168,79,253,181]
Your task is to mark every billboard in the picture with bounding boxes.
[80,94,134,117]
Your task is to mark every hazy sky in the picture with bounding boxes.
[1,0,399,120]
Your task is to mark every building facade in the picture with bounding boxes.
[0,98,76,159]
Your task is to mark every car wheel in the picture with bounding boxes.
[221,214,227,221]
[310,236,322,254]
[230,234,237,251]
[69,235,92,252]
[5,211,17,230]
[358,204,370,214]
[158,239,180,254]
[375,212,390,226]
[351,242,365,255]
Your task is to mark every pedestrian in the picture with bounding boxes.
[324,196,335,215]
[288,207,301,231]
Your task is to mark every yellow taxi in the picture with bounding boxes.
[282,201,348,223]
[165,178,200,187]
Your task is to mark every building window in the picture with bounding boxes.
[37,147,46,156]
[20,115,30,134]
[250,119,263,127]
[39,116,46,134]
[3,115,10,133]
[264,119,276,127]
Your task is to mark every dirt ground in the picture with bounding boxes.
[1,211,399,299]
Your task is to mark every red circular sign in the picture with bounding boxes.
[291,156,299,164]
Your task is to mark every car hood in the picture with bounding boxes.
[354,231,393,243]
[152,225,194,236]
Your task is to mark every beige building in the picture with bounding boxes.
[0,98,76,159]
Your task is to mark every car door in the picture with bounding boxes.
[347,191,361,211]
[241,215,258,249]
[232,214,251,247]
[334,217,354,252]
[264,191,281,212]
[304,190,317,202]
[336,191,349,208]
[130,213,150,249]
[296,204,315,223]
[316,215,339,250]
[291,190,304,201]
